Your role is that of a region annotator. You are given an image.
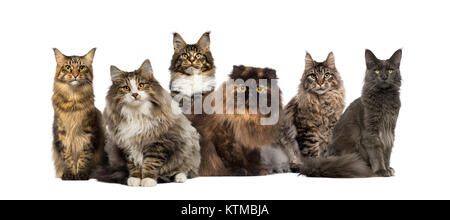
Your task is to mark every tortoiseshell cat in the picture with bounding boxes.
[169,32,215,100]
[284,52,345,158]
[297,49,402,178]
[197,65,284,176]
[52,48,105,180]
[93,60,201,186]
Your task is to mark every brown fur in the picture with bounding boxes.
[197,66,282,176]
[284,52,345,158]
[52,48,105,180]
[94,60,201,186]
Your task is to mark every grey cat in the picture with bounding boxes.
[297,49,402,178]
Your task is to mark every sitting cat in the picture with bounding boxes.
[197,65,291,176]
[92,59,201,186]
[297,49,402,178]
[52,48,105,180]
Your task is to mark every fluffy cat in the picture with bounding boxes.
[169,32,215,100]
[93,59,201,186]
[197,65,287,176]
[297,49,402,178]
[284,52,345,158]
[52,48,105,180]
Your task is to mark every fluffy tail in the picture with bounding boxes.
[295,153,373,178]
[91,165,129,185]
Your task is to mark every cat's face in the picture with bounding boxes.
[170,32,214,74]
[227,65,280,114]
[53,48,96,87]
[365,49,402,89]
[302,52,342,95]
[109,60,163,107]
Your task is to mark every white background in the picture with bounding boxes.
[0,0,449,200]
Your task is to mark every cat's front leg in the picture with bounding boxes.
[362,135,390,177]
[61,149,78,180]
[126,160,142,187]
[297,129,321,158]
[75,145,95,180]
[140,144,168,187]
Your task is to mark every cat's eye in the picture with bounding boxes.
[122,86,130,91]
[79,65,85,71]
[181,53,188,59]
[237,85,247,92]
[138,83,145,90]
[388,69,394,74]
[309,74,316,79]
[256,87,265,93]
[325,73,331,78]
[375,70,380,74]
[65,65,71,71]
[196,53,203,59]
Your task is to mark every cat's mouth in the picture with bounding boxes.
[184,66,202,75]
[314,89,328,95]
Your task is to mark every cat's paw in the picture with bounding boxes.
[388,167,396,176]
[141,178,157,187]
[62,172,77,180]
[127,177,141,187]
[77,172,90,181]
[174,173,187,183]
[375,169,393,177]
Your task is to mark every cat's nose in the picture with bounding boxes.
[381,75,388,80]
[132,93,139,99]
[72,72,79,78]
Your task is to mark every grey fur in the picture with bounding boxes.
[298,49,402,178]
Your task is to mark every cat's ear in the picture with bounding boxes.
[82,48,96,65]
[138,59,154,76]
[197,32,211,51]
[325,52,336,69]
[173,33,187,53]
[389,49,402,68]
[110,65,123,81]
[365,49,378,69]
[305,52,315,70]
[53,48,66,65]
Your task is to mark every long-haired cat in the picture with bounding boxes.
[284,52,345,158]
[297,49,402,178]
[197,65,285,176]
[169,32,215,99]
[52,48,105,180]
[92,59,201,186]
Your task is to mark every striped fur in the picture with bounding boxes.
[93,60,201,186]
[284,52,345,158]
[52,48,105,180]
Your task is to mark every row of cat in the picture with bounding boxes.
[52,32,402,187]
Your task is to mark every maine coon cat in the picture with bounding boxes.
[197,65,288,176]
[52,48,105,180]
[169,32,215,100]
[297,49,402,178]
[284,52,345,158]
[93,60,200,186]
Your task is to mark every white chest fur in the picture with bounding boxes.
[116,102,158,166]
[171,73,215,96]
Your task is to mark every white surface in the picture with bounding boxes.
[0,0,449,200]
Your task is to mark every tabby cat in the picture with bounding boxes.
[169,32,215,100]
[297,49,402,178]
[197,65,285,176]
[52,48,105,180]
[93,59,201,186]
[284,52,345,158]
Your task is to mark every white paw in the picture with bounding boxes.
[127,177,141,187]
[141,178,157,187]
[175,173,187,183]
